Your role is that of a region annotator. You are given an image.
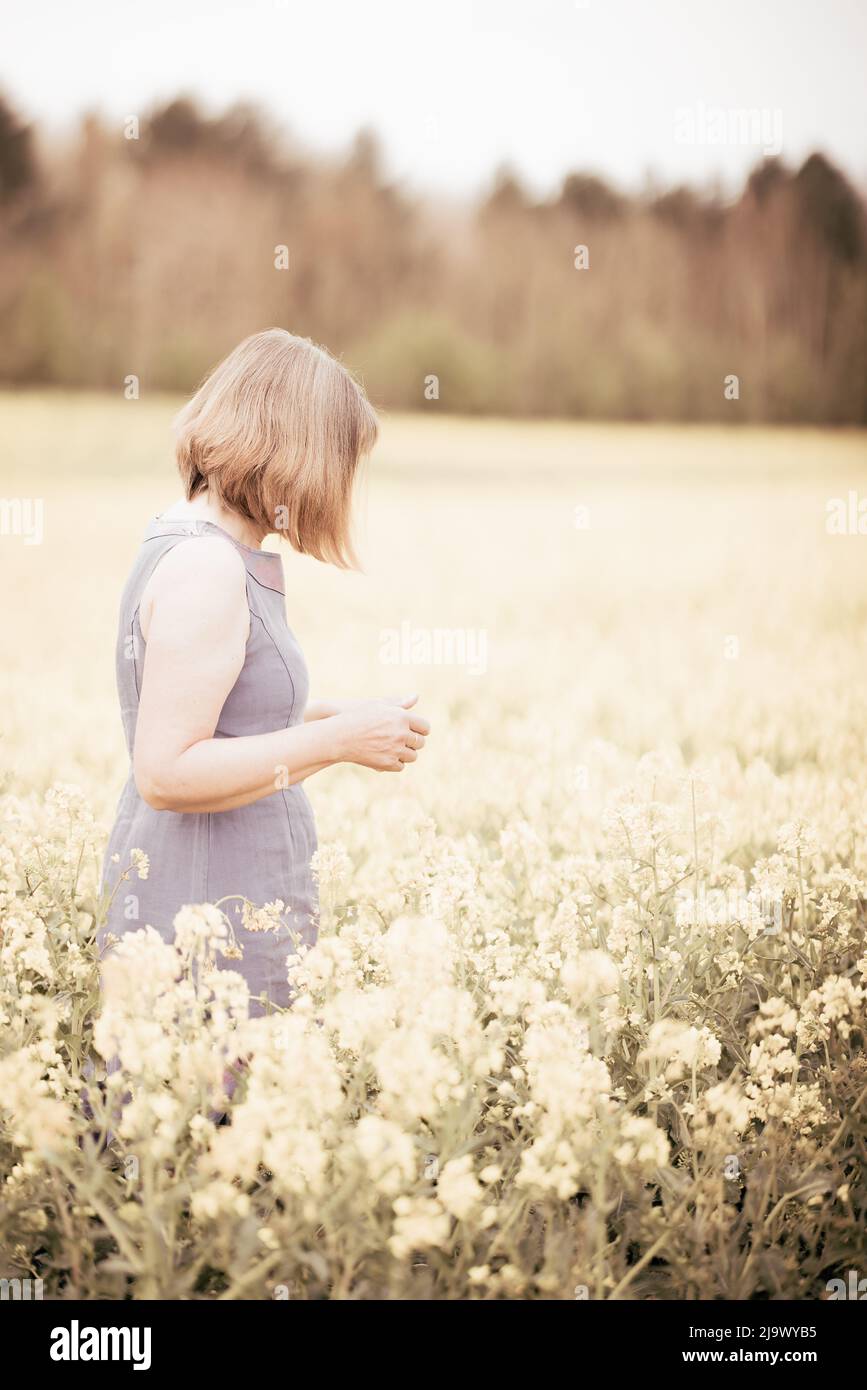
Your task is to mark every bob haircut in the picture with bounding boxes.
[173,329,377,568]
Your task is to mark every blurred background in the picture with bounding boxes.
[0,0,865,422]
[2,3,867,1310]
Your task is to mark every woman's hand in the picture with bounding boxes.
[332,693,430,772]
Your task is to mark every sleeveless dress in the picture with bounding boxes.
[99,516,318,1015]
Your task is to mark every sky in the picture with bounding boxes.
[3,0,866,198]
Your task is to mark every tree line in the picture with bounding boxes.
[0,94,864,422]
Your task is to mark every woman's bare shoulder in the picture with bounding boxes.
[140,536,248,640]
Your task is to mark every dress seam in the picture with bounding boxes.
[247,609,297,725]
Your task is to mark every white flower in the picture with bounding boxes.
[437,1155,483,1220]
[561,949,620,1008]
[353,1115,416,1197]
[388,1197,452,1260]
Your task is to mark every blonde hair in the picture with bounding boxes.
[173,329,377,568]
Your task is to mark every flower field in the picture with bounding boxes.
[1,394,866,1299]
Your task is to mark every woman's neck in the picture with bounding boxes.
[168,491,268,550]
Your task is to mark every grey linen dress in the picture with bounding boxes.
[100,517,318,1014]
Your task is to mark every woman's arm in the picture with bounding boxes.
[304,695,417,723]
[132,539,429,814]
[304,698,341,722]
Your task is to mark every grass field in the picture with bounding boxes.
[1,392,866,1299]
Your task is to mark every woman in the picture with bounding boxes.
[100,329,430,1014]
